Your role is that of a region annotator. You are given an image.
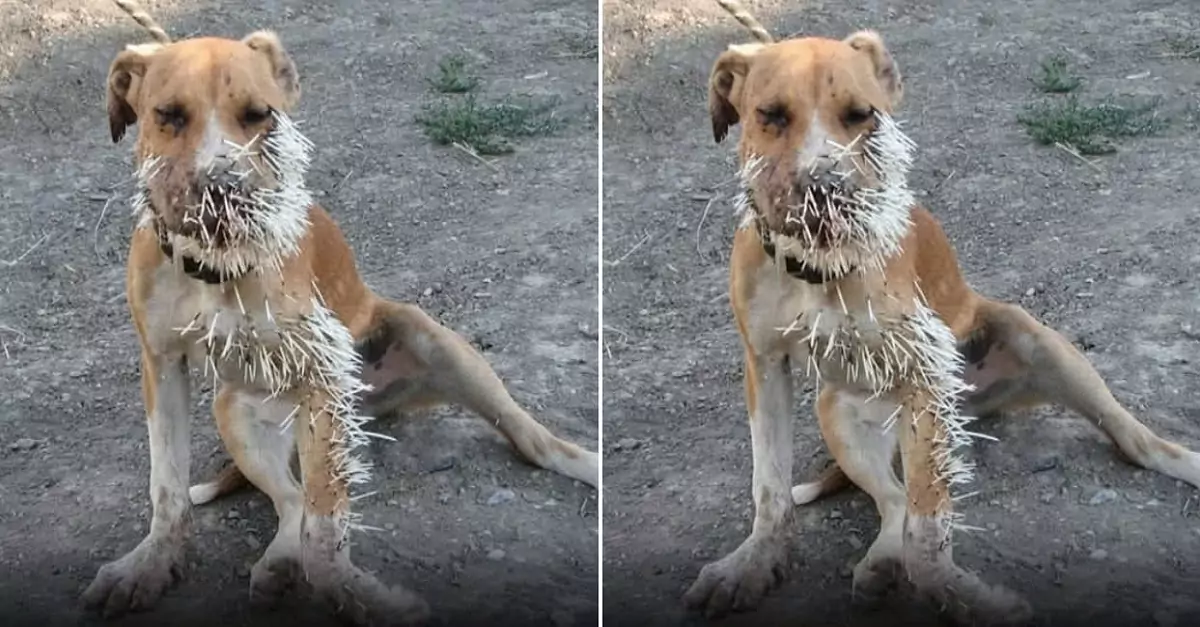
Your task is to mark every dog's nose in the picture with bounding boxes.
[202,156,240,188]
[795,157,839,189]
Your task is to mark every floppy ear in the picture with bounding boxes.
[242,30,301,109]
[106,44,161,143]
[844,30,903,108]
[708,43,763,143]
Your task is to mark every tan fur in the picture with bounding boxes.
[686,32,1200,625]
[85,30,597,627]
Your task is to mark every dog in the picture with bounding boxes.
[82,3,598,625]
[683,2,1200,624]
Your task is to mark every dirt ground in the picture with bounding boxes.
[0,1,597,626]
[602,1,1200,626]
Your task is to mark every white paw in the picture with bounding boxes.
[188,482,221,505]
[683,534,789,618]
[790,482,823,505]
[305,558,431,627]
[81,536,184,617]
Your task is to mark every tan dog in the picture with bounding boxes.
[83,6,598,626]
[685,5,1200,625]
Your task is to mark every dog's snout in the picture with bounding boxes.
[793,157,839,194]
[202,156,240,188]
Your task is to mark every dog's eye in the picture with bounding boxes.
[241,105,272,126]
[755,104,790,132]
[843,105,875,126]
[155,104,188,133]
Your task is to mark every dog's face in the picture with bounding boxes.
[710,31,914,275]
[107,32,311,276]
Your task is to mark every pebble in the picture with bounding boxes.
[1089,549,1108,560]
[1088,489,1119,505]
[9,438,38,451]
[227,508,241,519]
[487,489,516,506]
[246,535,261,550]
[486,549,506,561]
[847,535,863,550]
[613,438,642,451]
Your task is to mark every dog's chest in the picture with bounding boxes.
[144,268,321,393]
[746,272,914,394]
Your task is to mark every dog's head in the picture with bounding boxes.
[107,32,311,277]
[710,31,915,276]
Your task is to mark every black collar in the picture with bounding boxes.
[158,235,246,285]
[753,215,850,285]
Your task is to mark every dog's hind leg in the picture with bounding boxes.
[814,388,904,605]
[211,386,304,605]
[83,351,191,617]
[791,460,852,505]
[358,301,598,488]
[188,460,250,505]
[966,300,1200,487]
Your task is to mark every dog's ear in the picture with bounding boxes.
[242,31,301,109]
[106,43,161,143]
[709,43,763,143]
[844,30,903,108]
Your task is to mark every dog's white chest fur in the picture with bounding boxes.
[143,264,301,393]
[745,266,911,395]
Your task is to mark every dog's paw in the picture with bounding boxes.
[910,563,1034,627]
[305,558,431,627]
[850,554,901,609]
[682,534,789,618]
[248,551,300,608]
[81,536,184,618]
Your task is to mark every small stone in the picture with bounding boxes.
[422,287,433,297]
[227,509,241,519]
[385,522,396,531]
[9,438,38,451]
[1089,549,1108,560]
[487,489,516,506]
[829,509,843,519]
[1025,287,1036,296]
[614,438,642,451]
[1088,489,1119,505]
[486,549,506,561]
[245,535,261,550]
[847,535,863,550]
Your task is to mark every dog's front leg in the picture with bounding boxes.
[83,351,190,616]
[898,395,1031,626]
[684,351,794,617]
[295,391,430,627]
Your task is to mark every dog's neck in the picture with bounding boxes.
[156,229,251,285]
[747,201,853,285]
